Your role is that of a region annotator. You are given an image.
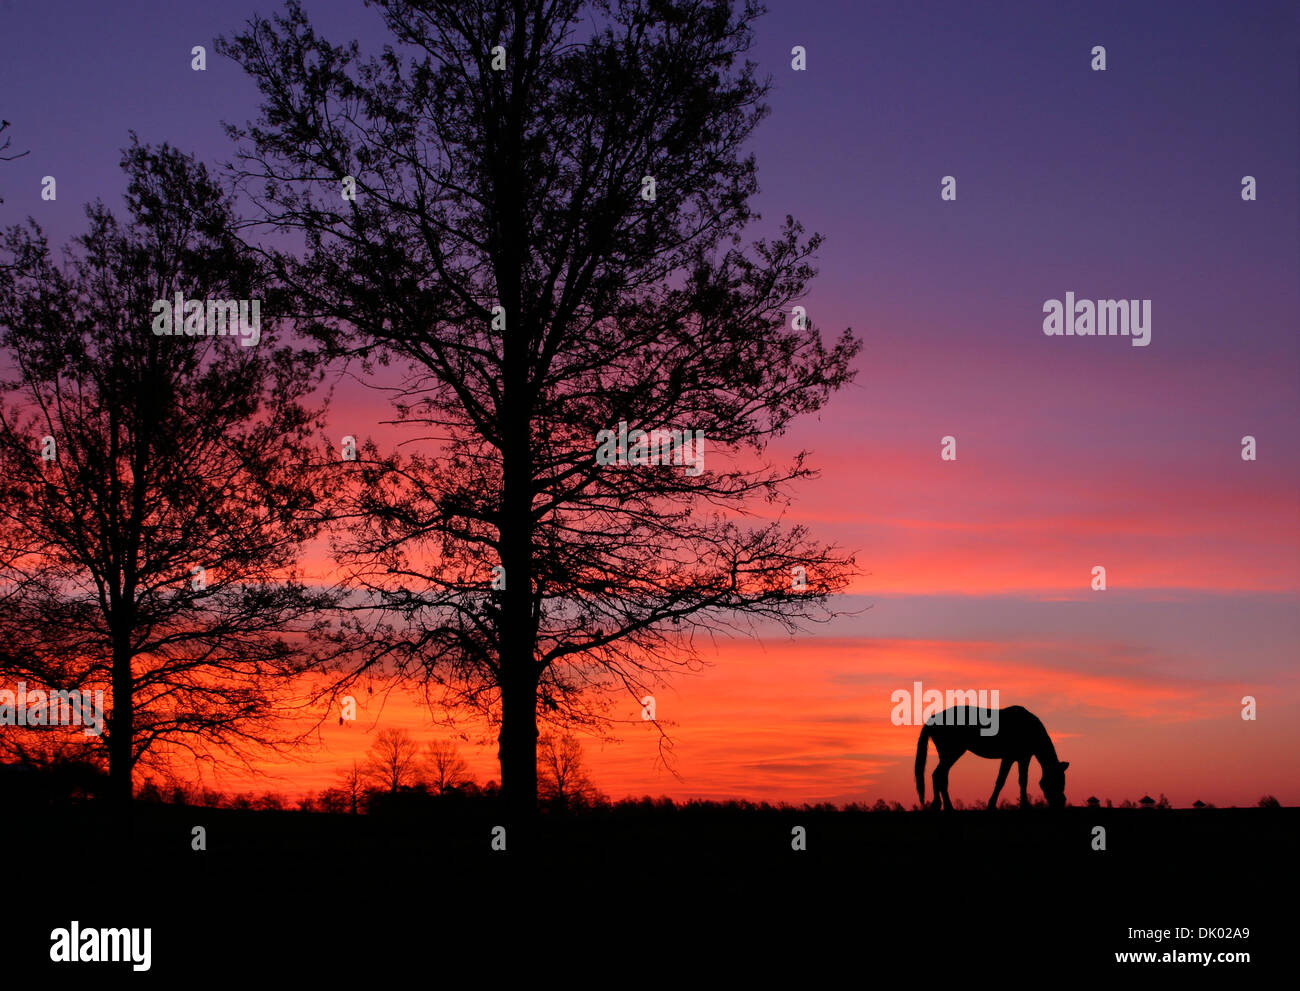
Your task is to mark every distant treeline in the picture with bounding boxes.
[1,761,1281,814]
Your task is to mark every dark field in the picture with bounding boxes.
[2,802,1289,980]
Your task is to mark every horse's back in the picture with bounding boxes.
[924,704,1045,757]
[1000,705,1044,729]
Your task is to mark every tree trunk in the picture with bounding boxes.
[497,405,537,821]
[107,636,133,808]
[494,46,536,825]
[497,343,537,823]
[499,662,538,820]
[106,626,134,856]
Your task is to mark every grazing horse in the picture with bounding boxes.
[914,705,1069,810]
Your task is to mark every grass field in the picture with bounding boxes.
[2,801,1287,980]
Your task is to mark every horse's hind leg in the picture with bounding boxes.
[932,750,962,811]
[988,757,1013,809]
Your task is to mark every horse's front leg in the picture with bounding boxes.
[1017,757,1030,808]
[988,757,1013,809]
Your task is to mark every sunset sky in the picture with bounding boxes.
[1,0,1296,807]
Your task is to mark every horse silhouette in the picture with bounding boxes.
[914,705,1068,810]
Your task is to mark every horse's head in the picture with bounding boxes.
[1040,760,1069,809]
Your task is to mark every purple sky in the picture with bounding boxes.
[1,0,1297,806]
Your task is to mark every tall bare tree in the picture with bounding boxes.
[0,138,335,809]
[220,0,860,818]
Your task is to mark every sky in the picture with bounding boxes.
[0,0,1297,807]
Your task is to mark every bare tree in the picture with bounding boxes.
[221,0,860,817]
[424,738,472,795]
[0,138,335,809]
[335,760,367,814]
[319,786,350,814]
[361,728,422,794]
[537,732,599,810]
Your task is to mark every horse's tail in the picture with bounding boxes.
[914,723,931,807]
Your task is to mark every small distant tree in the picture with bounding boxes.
[361,729,422,794]
[1156,793,1171,810]
[318,787,349,814]
[0,736,108,801]
[1258,795,1281,809]
[424,739,473,796]
[870,798,890,813]
[337,760,366,813]
[538,733,600,810]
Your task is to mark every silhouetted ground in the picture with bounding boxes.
[2,802,1288,980]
